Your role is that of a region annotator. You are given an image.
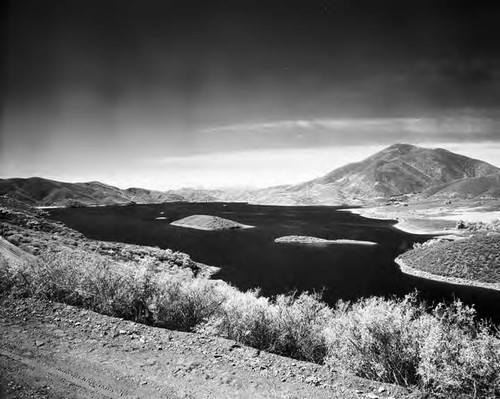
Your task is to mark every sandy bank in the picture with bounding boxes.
[341,202,500,236]
[395,257,500,292]
[171,214,254,231]
[274,235,377,245]
[339,208,447,235]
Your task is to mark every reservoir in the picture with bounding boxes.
[49,202,500,321]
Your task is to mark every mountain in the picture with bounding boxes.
[1,144,499,207]
[240,144,500,205]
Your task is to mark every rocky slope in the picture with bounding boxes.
[418,173,500,200]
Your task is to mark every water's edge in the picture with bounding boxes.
[395,257,500,292]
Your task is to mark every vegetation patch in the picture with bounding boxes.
[400,231,500,285]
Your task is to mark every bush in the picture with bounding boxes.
[324,295,500,398]
[418,302,500,398]
[198,290,331,363]
[150,275,227,331]
[15,249,225,328]
[0,253,15,294]
[324,294,430,386]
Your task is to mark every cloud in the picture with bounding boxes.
[202,115,500,137]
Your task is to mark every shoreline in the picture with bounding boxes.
[395,257,500,292]
[339,208,449,236]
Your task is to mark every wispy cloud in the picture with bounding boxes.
[202,115,499,136]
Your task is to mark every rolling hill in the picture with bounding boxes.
[0,177,187,207]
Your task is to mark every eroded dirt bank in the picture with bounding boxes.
[0,297,419,399]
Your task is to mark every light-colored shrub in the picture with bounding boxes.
[0,253,14,294]
[323,294,430,385]
[150,274,227,331]
[198,290,331,362]
[324,295,500,397]
[418,302,500,398]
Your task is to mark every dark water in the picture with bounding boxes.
[49,202,500,321]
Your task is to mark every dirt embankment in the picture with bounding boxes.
[0,297,418,399]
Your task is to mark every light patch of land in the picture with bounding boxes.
[433,209,500,223]
[342,200,500,235]
[274,235,377,246]
[171,214,254,231]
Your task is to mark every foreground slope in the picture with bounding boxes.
[0,297,410,399]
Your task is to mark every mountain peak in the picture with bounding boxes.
[383,143,418,153]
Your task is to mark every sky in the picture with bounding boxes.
[2,0,500,190]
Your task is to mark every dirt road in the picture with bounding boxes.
[0,297,419,399]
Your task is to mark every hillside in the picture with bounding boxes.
[240,144,500,205]
[418,173,500,200]
[398,229,500,290]
[0,177,207,207]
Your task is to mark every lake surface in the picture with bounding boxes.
[49,202,500,321]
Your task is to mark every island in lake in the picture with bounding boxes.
[274,235,377,246]
[170,214,254,231]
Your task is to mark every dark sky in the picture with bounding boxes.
[2,0,500,188]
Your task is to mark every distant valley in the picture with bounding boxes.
[2,144,500,207]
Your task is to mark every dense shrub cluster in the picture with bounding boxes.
[324,296,500,398]
[401,233,500,284]
[198,290,332,362]
[1,248,499,397]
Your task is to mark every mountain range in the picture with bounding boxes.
[1,144,500,207]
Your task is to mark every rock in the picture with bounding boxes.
[250,349,260,357]
[35,340,45,347]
